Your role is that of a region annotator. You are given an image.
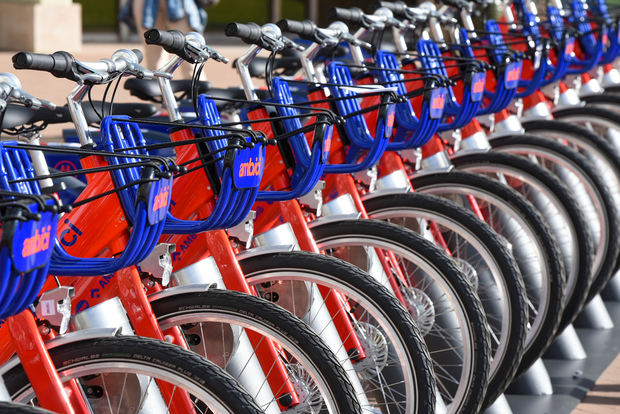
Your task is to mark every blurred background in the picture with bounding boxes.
[81,0,378,34]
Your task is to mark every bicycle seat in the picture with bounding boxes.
[1,104,71,129]
[124,78,212,103]
[207,87,269,102]
[81,102,158,122]
[1,102,157,131]
[245,56,302,78]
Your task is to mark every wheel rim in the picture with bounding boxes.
[494,145,609,284]
[369,207,514,379]
[459,164,581,303]
[416,185,552,351]
[243,268,419,414]
[157,309,341,413]
[13,361,236,413]
[530,130,620,209]
[554,114,620,150]
[316,235,478,413]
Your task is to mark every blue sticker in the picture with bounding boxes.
[234,143,264,189]
[471,72,486,102]
[385,104,396,138]
[429,88,446,119]
[565,38,575,57]
[11,211,56,273]
[147,177,172,225]
[322,125,333,163]
[504,61,523,89]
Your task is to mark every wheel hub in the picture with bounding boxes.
[353,322,389,379]
[283,363,323,413]
[453,258,479,291]
[401,287,436,336]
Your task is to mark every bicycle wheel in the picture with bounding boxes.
[490,134,620,303]
[151,288,361,413]
[363,192,528,406]
[452,151,595,329]
[2,336,264,413]
[238,251,436,414]
[309,218,491,414]
[552,105,620,153]
[581,93,620,117]
[0,402,53,414]
[411,170,565,374]
[523,119,620,295]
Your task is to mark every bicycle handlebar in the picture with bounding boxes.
[12,48,170,85]
[277,19,318,41]
[144,29,186,56]
[12,51,77,81]
[328,7,367,27]
[374,1,409,18]
[225,22,263,44]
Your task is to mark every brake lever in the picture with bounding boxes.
[261,33,286,51]
[341,33,373,50]
[282,36,305,52]
[205,46,230,63]
[9,87,56,110]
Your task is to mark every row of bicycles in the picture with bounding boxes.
[1,0,620,412]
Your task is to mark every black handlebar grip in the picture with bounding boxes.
[374,1,409,18]
[225,22,262,44]
[276,19,317,41]
[12,51,76,81]
[144,29,186,55]
[328,7,366,26]
[132,49,144,64]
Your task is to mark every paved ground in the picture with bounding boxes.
[573,351,620,413]
[0,38,249,140]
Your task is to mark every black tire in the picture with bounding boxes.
[309,219,491,414]
[552,105,620,145]
[150,288,361,413]
[238,251,436,414]
[489,134,620,304]
[523,119,620,295]
[3,336,264,413]
[581,92,620,116]
[363,192,528,406]
[0,402,52,414]
[411,170,566,374]
[451,151,595,329]
[600,85,620,94]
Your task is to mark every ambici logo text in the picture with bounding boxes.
[430,88,446,119]
[11,211,57,273]
[22,227,51,257]
[147,177,173,225]
[239,157,262,178]
[471,72,486,102]
[234,143,264,189]
[504,61,523,89]
[565,39,575,57]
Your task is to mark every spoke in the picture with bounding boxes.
[100,373,114,414]
[165,385,178,413]
[135,376,155,414]
[115,373,128,414]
